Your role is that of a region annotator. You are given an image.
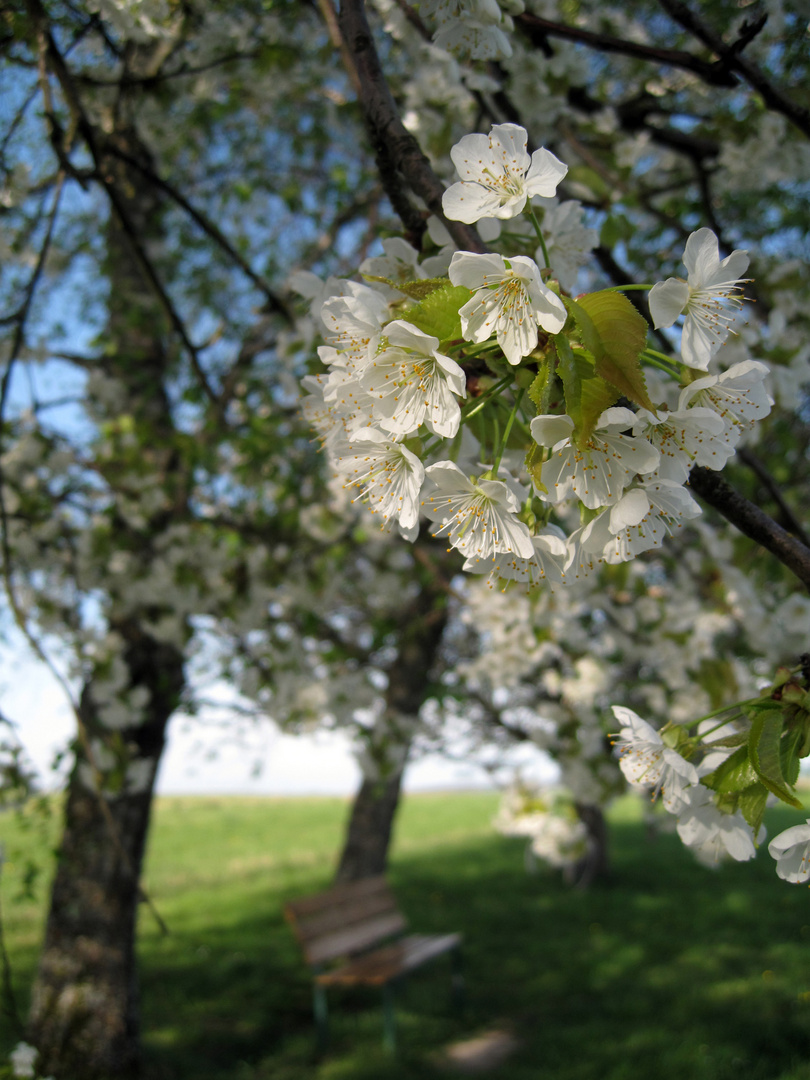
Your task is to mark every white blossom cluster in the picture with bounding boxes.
[7,1041,53,1080]
[418,0,525,62]
[494,785,589,871]
[302,123,772,597]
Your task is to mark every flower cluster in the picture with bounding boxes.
[612,689,810,880]
[303,123,769,597]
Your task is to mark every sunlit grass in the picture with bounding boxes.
[3,791,810,1079]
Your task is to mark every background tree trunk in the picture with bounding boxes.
[26,635,183,1079]
[564,803,610,889]
[335,571,448,882]
[24,30,188,1077]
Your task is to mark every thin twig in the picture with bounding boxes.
[104,145,293,324]
[689,465,810,593]
[515,11,739,87]
[657,0,810,139]
[736,448,810,548]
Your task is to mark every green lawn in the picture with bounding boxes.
[3,791,810,1079]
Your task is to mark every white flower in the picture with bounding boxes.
[675,784,757,864]
[678,360,772,446]
[581,479,702,562]
[530,409,660,509]
[334,429,425,540]
[463,527,567,590]
[359,320,465,438]
[319,282,390,364]
[649,228,749,370]
[632,406,732,483]
[442,123,567,224]
[422,460,534,559]
[449,251,566,364]
[611,705,699,812]
[10,1042,38,1079]
[534,198,599,291]
[768,820,810,883]
[359,238,426,299]
[433,10,513,61]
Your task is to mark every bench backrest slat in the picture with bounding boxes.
[284,876,408,967]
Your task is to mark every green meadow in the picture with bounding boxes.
[3,791,810,1079]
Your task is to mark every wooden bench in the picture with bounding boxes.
[284,875,463,1052]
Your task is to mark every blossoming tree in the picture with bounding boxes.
[2,0,810,1077]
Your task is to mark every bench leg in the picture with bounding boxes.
[382,982,397,1055]
[451,946,465,1011]
[313,983,329,1052]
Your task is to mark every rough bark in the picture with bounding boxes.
[564,803,610,889]
[335,573,448,882]
[24,23,189,1078]
[26,634,183,1080]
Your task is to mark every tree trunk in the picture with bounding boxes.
[27,632,183,1080]
[335,768,406,883]
[335,567,447,883]
[564,803,610,889]
[22,24,188,1077]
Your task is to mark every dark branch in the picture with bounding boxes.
[689,466,810,593]
[103,144,294,324]
[515,11,739,87]
[336,0,487,254]
[736,448,810,549]
[657,0,810,139]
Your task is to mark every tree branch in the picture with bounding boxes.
[515,11,739,87]
[336,0,487,254]
[103,144,294,324]
[689,465,810,592]
[27,0,217,404]
[657,0,810,139]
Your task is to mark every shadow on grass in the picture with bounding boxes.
[137,804,810,1080]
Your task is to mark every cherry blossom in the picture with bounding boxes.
[581,479,702,563]
[534,198,599,291]
[675,784,757,864]
[632,405,732,483]
[463,528,568,591]
[421,460,534,559]
[333,429,425,540]
[530,409,660,509]
[359,320,465,438]
[442,123,567,224]
[678,360,773,445]
[610,705,699,812]
[768,820,810,883]
[449,251,566,364]
[649,228,749,370]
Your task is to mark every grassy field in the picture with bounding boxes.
[3,790,810,1079]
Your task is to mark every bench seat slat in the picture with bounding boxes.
[304,911,408,966]
[291,890,400,947]
[315,932,462,987]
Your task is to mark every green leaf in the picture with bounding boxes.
[362,275,448,301]
[527,363,551,411]
[568,292,654,412]
[525,440,546,493]
[398,283,470,341]
[748,707,803,808]
[781,725,803,788]
[702,745,759,795]
[738,783,769,834]
[577,355,621,443]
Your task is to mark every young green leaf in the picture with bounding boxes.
[400,283,470,342]
[568,292,654,412]
[748,707,803,808]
